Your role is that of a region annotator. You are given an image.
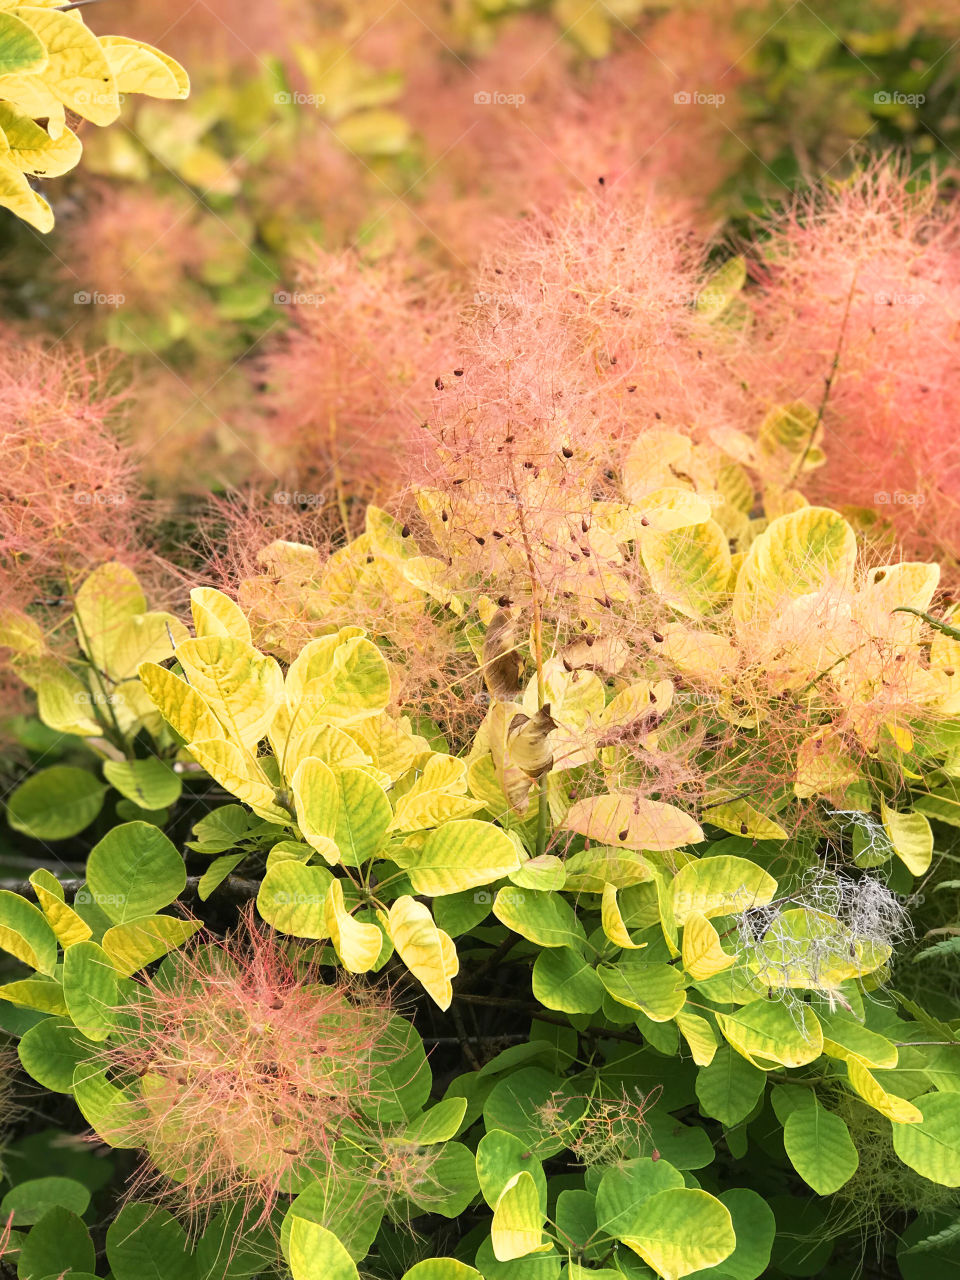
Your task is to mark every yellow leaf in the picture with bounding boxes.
[681,912,736,981]
[324,880,382,973]
[291,756,341,865]
[176,636,284,750]
[641,519,731,618]
[600,884,646,950]
[564,791,703,852]
[16,5,120,124]
[385,896,458,1010]
[189,586,251,643]
[138,662,225,744]
[794,727,860,800]
[188,739,288,823]
[0,101,79,176]
[74,562,145,670]
[880,799,933,876]
[29,869,91,947]
[106,611,190,681]
[0,153,52,229]
[675,1010,717,1066]
[716,1000,823,1070]
[102,916,201,976]
[99,35,189,98]
[704,795,788,841]
[846,1059,921,1124]
[491,1171,550,1261]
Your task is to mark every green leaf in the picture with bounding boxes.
[106,1203,197,1280]
[493,888,586,950]
[281,1144,384,1264]
[0,890,58,975]
[18,1206,95,1280]
[782,1093,858,1193]
[86,822,186,924]
[532,946,604,1014]
[62,940,120,1041]
[597,960,686,1021]
[893,1093,960,1187]
[0,1177,90,1226]
[288,1218,359,1280]
[360,1012,431,1123]
[103,758,182,809]
[0,11,47,75]
[408,1141,479,1218]
[18,1017,95,1093]
[694,1044,766,1126]
[484,1068,586,1160]
[398,819,522,895]
[7,766,106,840]
[619,1187,735,1279]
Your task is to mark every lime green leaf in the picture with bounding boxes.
[698,1188,776,1280]
[672,856,778,925]
[641,519,731,617]
[783,1093,858,1193]
[716,1000,823,1069]
[596,1157,685,1236]
[402,1262,483,1279]
[103,758,182,810]
[257,862,333,938]
[620,1187,735,1279]
[288,1218,359,1280]
[398,819,522,896]
[597,959,686,1021]
[17,1205,95,1280]
[675,1010,717,1066]
[0,975,67,1015]
[892,1093,960,1186]
[402,1096,468,1144]
[493,888,585,950]
[7,765,106,840]
[0,10,46,75]
[880,799,933,876]
[86,822,186,924]
[18,1017,94,1092]
[189,585,251,641]
[734,507,858,632]
[492,1171,549,1261]
[335,767,392,866]
[62,940,119,1041]
[532,947,604,1014]
[0,890,57,975]
[477,1129,548,1209]
[291,756,341,864]
[102,916,201,976]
